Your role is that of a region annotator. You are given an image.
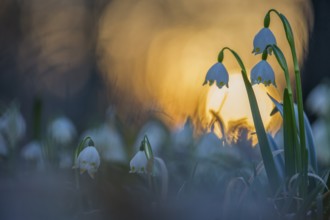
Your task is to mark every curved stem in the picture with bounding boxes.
[265,45,292,94]
[221,47,281,191]
[266,8,307,198]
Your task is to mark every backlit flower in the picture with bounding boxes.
[250,60,276,87]
[129,150,148,174]
[203,63,229,89]
[252,28,276,55]
[77,146,100,178]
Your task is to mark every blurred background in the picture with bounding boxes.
[0,0,327,141]
[1,0,330,219]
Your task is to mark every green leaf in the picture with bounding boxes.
[143,135,154,160]
[283,89,298,178]
[268,93,318,174]
[241,69,281,191]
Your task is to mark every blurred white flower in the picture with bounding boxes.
[129,150,148,174]
[203,63,229,89]
[48,116,77,145]
[252,28,276,55]
[76,146,100,178]
[22,141,43,160]
[133,121,168,156]
[312,119,330,166]
[306,83,330,117]
[21,141,44,170]
[250,60,276,87]
[0,105,26,147]
[82,124,127,163]
[0,133,8,156]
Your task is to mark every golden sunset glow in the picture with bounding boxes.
[97,0,312,134]
[204,74,282,144]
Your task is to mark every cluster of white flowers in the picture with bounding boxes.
[204,26,277,89]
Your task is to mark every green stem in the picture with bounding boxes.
[267,8,307,199]
[220,47,281,191]
[267,44,300,177]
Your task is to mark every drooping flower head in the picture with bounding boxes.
[130,150,148,174]
[203,62,229,89]
[76,146,101,178]
[250,60,276,87]
[252,28,276,55]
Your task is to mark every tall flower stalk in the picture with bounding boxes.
[204,47,281,192]
[264,8,308,199]
[204,10,320,210]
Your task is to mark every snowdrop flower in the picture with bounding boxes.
[203,63,229,89]
[252,28,276,55]
[76,146,101,178]
[250,60,276,87]
[48,116,77,145]
[21,141,44,170]
[0,105,26,147]
[82,124,127,163]
[129,150,148,174]
[306,83,330,117]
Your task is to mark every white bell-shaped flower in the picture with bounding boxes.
[250,60,276,87]
[48,116,77,145]
[129,150,148,174]
[203,63,229,89]
[77,146,101,178]
[252,28,276,55]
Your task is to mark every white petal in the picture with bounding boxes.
[253,28,277,55]
[130,150,148,173]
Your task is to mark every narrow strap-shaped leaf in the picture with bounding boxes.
[241,69,281,191]
[283,89,297,178]
[268,93,318,173]
[303,112,318,173]
[267,133,284,180]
